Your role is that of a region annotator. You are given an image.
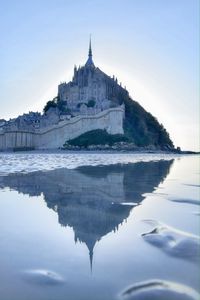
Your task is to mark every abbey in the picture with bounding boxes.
[0,39,174,151]
[0,39,126,150]
[58,38,128,116]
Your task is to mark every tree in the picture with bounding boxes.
[43,100,57,113]
[87,99,96,108]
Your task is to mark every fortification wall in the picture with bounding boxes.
[0,106,124,150]
[0,131,35,150]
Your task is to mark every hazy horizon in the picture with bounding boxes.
[0,0,199,151]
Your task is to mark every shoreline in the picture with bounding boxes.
[0,149,199,155]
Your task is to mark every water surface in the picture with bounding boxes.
[0,153,199,300]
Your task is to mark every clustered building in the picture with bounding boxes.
[0,39,127,133]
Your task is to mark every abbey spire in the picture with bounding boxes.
[88,36,92,57]
[85,36,95,67]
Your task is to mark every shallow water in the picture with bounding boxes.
[0,151,177,175]
[0,153,199,300]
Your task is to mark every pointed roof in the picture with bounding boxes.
[85,238,96,273]
[88,36,92,57]
[89,248,93,273]
[85,36,95,67]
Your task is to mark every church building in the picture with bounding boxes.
[58,38,128,116]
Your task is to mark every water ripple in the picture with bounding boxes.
[0,152,176,175]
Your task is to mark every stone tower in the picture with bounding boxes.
[58,38,128,116]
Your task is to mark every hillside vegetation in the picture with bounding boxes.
[66,129,128,147]
[123,97,174,149]
[44,95,174,150]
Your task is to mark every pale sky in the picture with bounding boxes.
[0,0,199,151]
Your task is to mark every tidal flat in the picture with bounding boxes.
[0,153,199,300]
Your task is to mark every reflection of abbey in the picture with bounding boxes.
[0,160,173,270]
[0,39,126,150]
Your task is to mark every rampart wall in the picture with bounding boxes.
[0,106,124,150]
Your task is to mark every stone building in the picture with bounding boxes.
[58,38,128,116]
[0,39,126,150]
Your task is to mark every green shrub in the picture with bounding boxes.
[57,100,67,112]
[43,100,57,113]
[87,99,96,108]
[66,129,129,147]
[77,102,84,108]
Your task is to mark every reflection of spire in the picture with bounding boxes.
[0,161,174,274]
[85,237,96,273]
[89,249,93,273]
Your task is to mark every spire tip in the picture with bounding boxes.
[89,35,92,57]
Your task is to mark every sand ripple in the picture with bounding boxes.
[22,269,64,285]
[120,280,200,300]
[142,220,200,262]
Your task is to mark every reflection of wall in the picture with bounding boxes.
[0,160,173,268]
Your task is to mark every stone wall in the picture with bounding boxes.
[0,106,124,150]
[0,131,35,150]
